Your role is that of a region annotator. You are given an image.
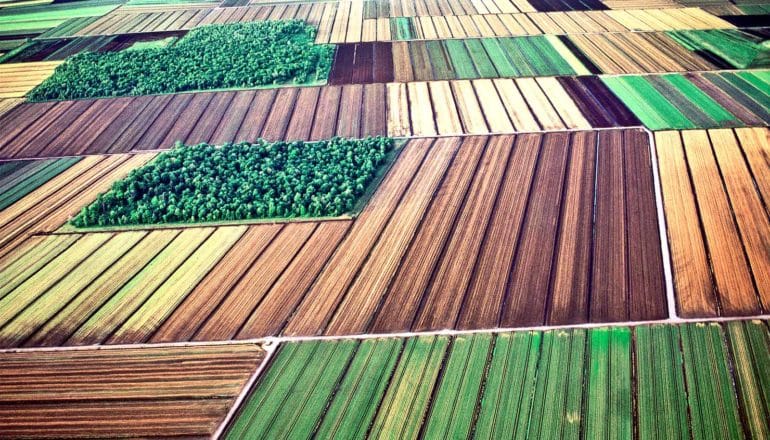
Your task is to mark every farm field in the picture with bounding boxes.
[0,132,671,348]
[0,343,266,438]
[227,321,770,439]
[0,61,59,97]
[0,0,768,438]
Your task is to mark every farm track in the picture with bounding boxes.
[0,343,265,439]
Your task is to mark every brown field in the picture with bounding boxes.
[0,343,264,438]
[656,127,769,317]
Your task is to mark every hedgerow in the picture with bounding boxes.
[71,137,394,227]
[29,20,334,101]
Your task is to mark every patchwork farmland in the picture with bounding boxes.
[0,0,768,438]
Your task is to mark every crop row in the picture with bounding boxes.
[0,84,389,160]
[328,36,589,85]
[227,321,770,439]
[0,153,154,256]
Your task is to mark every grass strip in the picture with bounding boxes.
[226,341,319,439]
[0,157,80,211]
[497,37,535,77]
[369,335,449,439]
[681,323,744,439]
[390,17,413,41]
[445,39,478,79]
[668,29,770,69]
[464,39,498,78]
[648,75,723,128]
[425,40,453,80]
[423,333,492,439]
[602,76,694,130]
[265,340,357,438]
[725,321,770,439]
[719,72,770,111]
[481,38,519,77]
[315,338,403,439]
[635,325,689,440]
[527,329,585,438]
[474,331,540,439]
[661,74,739,127]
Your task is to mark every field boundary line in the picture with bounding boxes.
[212,340,279,440]
[1,314,769,354]
[645,127,678,320]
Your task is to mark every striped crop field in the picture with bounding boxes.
[655,127,769,318]
[3,32,185,63]
[604,70,770,129]
[0,156,80,211]
[328,36,590,84]
[40,2,734,39]
[0,343,265,438]
[0,154,155,256]
[225,322,769,439]
[0,0,768,437]
[0,61,60,98]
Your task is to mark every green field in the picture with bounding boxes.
[603,73,770,130]
[669,29,770,69]
[227,323,770,439]
[0,0,118,34]
[399,35,589,79]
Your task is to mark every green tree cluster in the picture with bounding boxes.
[71,137,394,227]
[29,20,334,101]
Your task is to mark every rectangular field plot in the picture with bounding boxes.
[0,343,265,439]
[384,9,732,41]
[328,37,589,84]
[604,71,770,129]
[0,132,666,347]
[226,322,769,439]
[386,78,624,136]
[58,1,734,41]
[4,32,186,63]
[0,156,80,212]
[566,32,717,73]
[0,221,349,348]
[656,128,770,318]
